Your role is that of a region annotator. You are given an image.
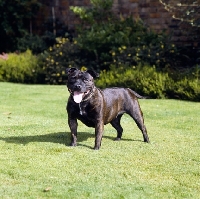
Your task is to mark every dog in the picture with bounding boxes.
[66,68,150,150]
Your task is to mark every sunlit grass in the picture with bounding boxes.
[0,82,199,198]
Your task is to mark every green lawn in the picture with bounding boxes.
[0,82,199,199]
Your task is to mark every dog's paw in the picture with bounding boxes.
[70,142,77,147]
[114,137,121,141]
[94,146,100,150]
[144,137,150,143]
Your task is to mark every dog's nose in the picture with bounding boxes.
[75,84,81,90]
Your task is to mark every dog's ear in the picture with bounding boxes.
[66,67,78,76]
[87,70,99,79]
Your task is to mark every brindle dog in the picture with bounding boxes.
[66,68,150,150]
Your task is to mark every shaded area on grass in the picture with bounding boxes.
[0,131,142,148]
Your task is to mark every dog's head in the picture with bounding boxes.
[66,68,99,103]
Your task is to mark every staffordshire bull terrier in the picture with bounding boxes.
[66,67,150,150]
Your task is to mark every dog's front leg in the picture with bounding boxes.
[94,120,104,150]
[68,118,78,146]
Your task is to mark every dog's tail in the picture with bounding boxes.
[127,88,149,99]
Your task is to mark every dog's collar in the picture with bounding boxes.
[78,88,95,115]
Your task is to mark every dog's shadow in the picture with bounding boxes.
[0,132,87,146]
[0,132,141,149]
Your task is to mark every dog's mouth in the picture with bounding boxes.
[69,90,90,103]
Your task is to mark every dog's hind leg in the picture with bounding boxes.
[110,114,123,140]
[134,119,149,143]
[127,101,150,143]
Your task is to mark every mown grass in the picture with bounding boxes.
[0,82,199,199]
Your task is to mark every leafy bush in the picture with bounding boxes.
[96,65,200,101]
[42,0,199,85]
[40,0,200,101]
[0,0,41,52]
[70,1,181,71]
[41,35,200,101]
[41,0,199,87]
[0,50,41,83]
[42,18,178,83]
[165,65,200,100]
[17,18,71,54]
[17,34,47,54]
[41,38,83,84]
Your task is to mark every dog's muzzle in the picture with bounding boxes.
[68,88,91,103]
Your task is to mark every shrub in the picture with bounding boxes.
[17,18,71,54]
[71,2,181,71]
[42,19,178,84]
[17,34,47,54]
[42,0,198,85]
[41,36,200,101]
[96,65,200,101]
[41,38,83,84]
[165,65,200,101]
[0,50,41,83]
[96,65,169,98]
[0,0,41,52]
[168,78,200,101]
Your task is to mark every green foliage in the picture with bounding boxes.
[70,1,181,71]
[41,0,200,101]
[0,0,41,52]
[96,65,200,101]
[42,38,84,84]
[17,34,47,54]
[17,18,71,54]
[43,16,179,79]
[42,35,200,100]
[0,50,41,83]
[70,0,113,24]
